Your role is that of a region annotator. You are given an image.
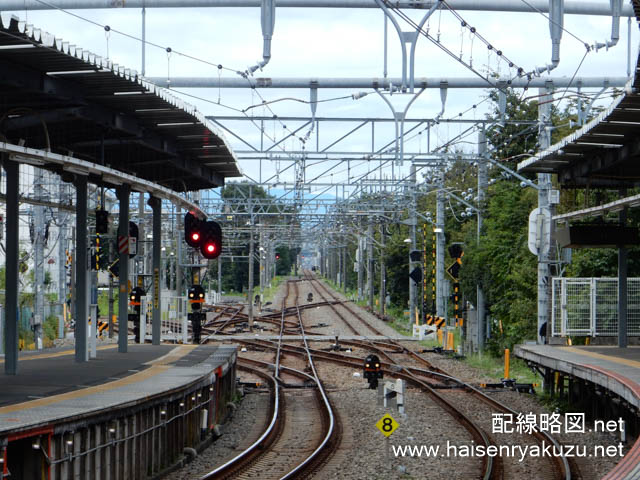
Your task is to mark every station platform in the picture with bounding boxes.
[515,344,640,409]
[515,344,640,480]
[0,343,238,480]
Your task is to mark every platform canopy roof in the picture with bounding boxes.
[0,14,241,192]
[518,2,640,189]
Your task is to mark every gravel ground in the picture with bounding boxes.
[183,278,631,479]
[302,280,400,338]
[170,385,271,479]
[312,361,481,479]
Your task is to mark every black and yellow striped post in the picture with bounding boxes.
[95,233,100,271]
[453,281,460,327]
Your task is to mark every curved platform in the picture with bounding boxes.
[0,344,237,480]
[515,344,640,480]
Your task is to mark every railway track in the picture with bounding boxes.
[300,271,574,480]
[202,273,575,478]
[200,279,339,479]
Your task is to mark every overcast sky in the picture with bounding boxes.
[3,2,637,194]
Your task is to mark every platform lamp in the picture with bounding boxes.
[64,432,74,461]
[31,436,52,465]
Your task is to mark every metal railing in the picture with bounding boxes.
[552,277,640,336]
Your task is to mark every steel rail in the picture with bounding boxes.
[199,362,280,479]
[306,272,386,336]
[242,335,494,479]
[281,280,337,480]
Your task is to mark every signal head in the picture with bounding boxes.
[185,212,203,248]
[200,221,222,259]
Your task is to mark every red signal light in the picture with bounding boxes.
[199,220,222,259]
[191,232,200,242]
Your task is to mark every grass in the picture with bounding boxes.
[261,276,283,304]
[464,351,541,385]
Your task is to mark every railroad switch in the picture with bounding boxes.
[422,347,465,359]
[479,379,537,394]
[281,383,316,389]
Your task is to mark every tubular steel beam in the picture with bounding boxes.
[152,77,629,89]
[10,0,634,15]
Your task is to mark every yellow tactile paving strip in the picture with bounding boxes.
[563,346,640,369]
[146,344,198,366]
[0,345,197,415]
[0,344,116,364]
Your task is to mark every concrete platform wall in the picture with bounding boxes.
[1,361,236,480]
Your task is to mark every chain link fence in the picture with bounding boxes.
[552,278,640,336]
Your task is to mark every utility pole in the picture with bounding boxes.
[342,241,347,292]
[217,255,222,300]
[409,165,418,324]
[436,171,446,319]
[380,222,386,317]
[477,130,488,349]
[259,229,264,302]
[337,239,342,288]
[33,167,45,350]
[367,222,374,311]
[357,225,364,301]
[176,206,183,297]
[58,179,68,339]
[248,189,254,330]
[537,86,553,344]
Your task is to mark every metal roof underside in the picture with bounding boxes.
[0,15,241,192]
[518,3,640,188]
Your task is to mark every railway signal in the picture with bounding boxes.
[447,243,464,326]
[96,209,109,234]
[185,211,202,248]
[129,286,145,343]
[409,267,422,284]
[129,286,145,306]
[128,221,139,258]
[188,285,205,311]
[363,354,383,389]
[200,221,222,259]
[188,285,206,344]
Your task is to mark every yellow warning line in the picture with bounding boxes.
[145,344,198,366]
[0,345,196,414]
[563,346,640,369]
[0,345,116,364]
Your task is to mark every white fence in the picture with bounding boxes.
[552,278,640,336]
[137,295,189,343]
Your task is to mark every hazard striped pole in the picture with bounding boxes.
[431,227,436,314]
[95,233,100,270]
